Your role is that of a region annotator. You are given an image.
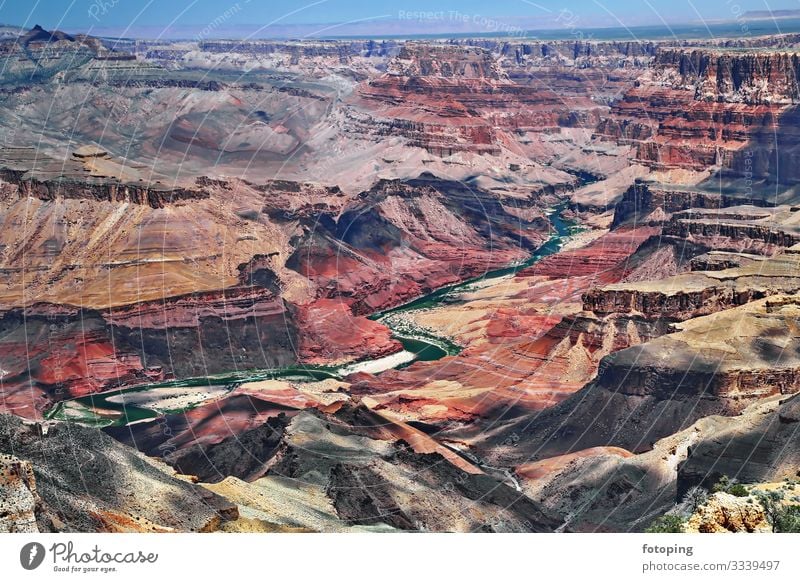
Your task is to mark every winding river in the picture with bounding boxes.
[48,205,578,427]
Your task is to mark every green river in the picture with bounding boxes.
[47,205,578,428]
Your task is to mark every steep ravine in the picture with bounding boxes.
[48,205,578,428]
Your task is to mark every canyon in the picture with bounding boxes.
[1,24,800,532]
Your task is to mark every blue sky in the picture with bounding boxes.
[2,0,799,35]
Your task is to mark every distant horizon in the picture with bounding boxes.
[5,12,800,43]
[2,1,800,41]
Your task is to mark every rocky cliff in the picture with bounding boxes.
[482,295,800,468]
[678,392,800,496]
[653,48,800,104]
[0,454,40,532]
[349,43,604,157]
[0,168,208,208]
[596,47,800,183]
[0,414,237,532]
[611,180,775,228]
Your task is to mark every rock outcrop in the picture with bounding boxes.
[653,49,800,104]
[685,492,770,533]
[611,180,775,228]
[0,167,207,209]
[475,295,800,467]
[0,414,237,532]
[350,43,603,156]
[594,46,800,186]
[678,391,800,495]
[0,454,40,532]
[584,249,800,320]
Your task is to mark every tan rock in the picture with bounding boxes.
[686,492,770,533]
[0,454,39,533]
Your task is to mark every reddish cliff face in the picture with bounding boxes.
[596,85,785,173]
[582,180,800,323]
[349,44,602,156]
[594,48,800,181]
[350,226,658,425]
[0,287,300,417]
[0,307,163,419]
[0,284,404,418]
[285,176,550,315]
[297,299,401,364]
[653,49,800,104]
[593,297,800,406]
[584,284,772,320]
[0,165,557,418]
[583,238,800,325]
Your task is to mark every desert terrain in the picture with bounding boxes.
[2,24,800,533]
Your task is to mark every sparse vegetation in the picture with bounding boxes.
[645,514,686,533]
[728,483,749,497]
[754,490,800,533]
[711,475,749,497]
[755,491,784,532]
[646,487,707,533]
[679,486,708,513]
[711,475,731,493]
[774,505,800,533]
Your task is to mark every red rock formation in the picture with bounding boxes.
[351,227,658,424]
[653,49,800,104]
[287,177,549,315]
[0,285,396,418]
[596,85,785,172]
[595,48,800,181]
[297,299,401,364]
[520,226,661,281]
[349,44,601,156]
[0,306,164,418]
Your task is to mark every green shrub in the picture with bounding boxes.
[755,490,787,532]
[711,475,749,497]
[774,505,800,533]
[711,475,731,494]
[645,514,686,533]
[728,483,749,497]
